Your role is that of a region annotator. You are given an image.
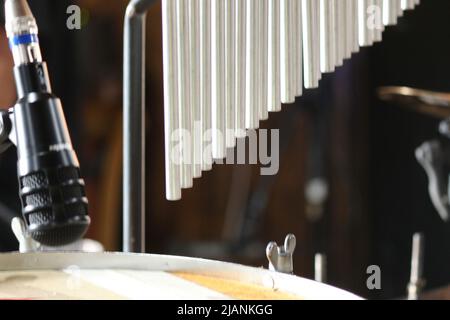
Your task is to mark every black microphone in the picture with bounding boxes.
[2,0,90,246]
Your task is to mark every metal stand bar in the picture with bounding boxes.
[123,0,156,253]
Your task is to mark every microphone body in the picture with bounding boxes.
[4,0,90,246]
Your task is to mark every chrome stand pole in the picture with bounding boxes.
[123,0,157,253]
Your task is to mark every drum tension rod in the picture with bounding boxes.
[407,233,425,300]
[314,253,327,283]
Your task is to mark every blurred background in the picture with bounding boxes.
[0,0,449,299]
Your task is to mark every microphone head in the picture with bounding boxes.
[21,166,90,246]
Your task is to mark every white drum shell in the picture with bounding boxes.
[0,252,361,300]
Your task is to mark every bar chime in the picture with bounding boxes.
[162,0,420,201]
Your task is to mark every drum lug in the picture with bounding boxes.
[266,233,296,274]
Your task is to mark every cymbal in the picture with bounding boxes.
[377,86,450,119]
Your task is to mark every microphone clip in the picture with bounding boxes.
[0,109,15,154]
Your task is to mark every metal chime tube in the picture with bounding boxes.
[245,0,260,128]
[162,0,181,201]
[320,0,336,73]
[200,0,212,170]
[345,0,355,58]
[401,0,415,10]
[280,0,294,103]
[302,0,321,89]
[189,0,202,178]
[289,0,298,98]
[396,0,404,18]
[212,0,226,158]
[176,0,193,188]
[225,0,236,148]
[235,0,247,137]
[336,0,346,66]
[359,0,373,47]
[260,0,269,120]
[268,0,281,112]
[383,0,398,26]
[351,0,359,53]
[373,0,384,43]
[295,0,303,97]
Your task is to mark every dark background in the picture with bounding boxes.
[0,0,449,299]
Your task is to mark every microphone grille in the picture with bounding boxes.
[29,223,89,246]
[21,171,47,189]
[20,166,90,246]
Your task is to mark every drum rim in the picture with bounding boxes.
[0,251,362,300]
